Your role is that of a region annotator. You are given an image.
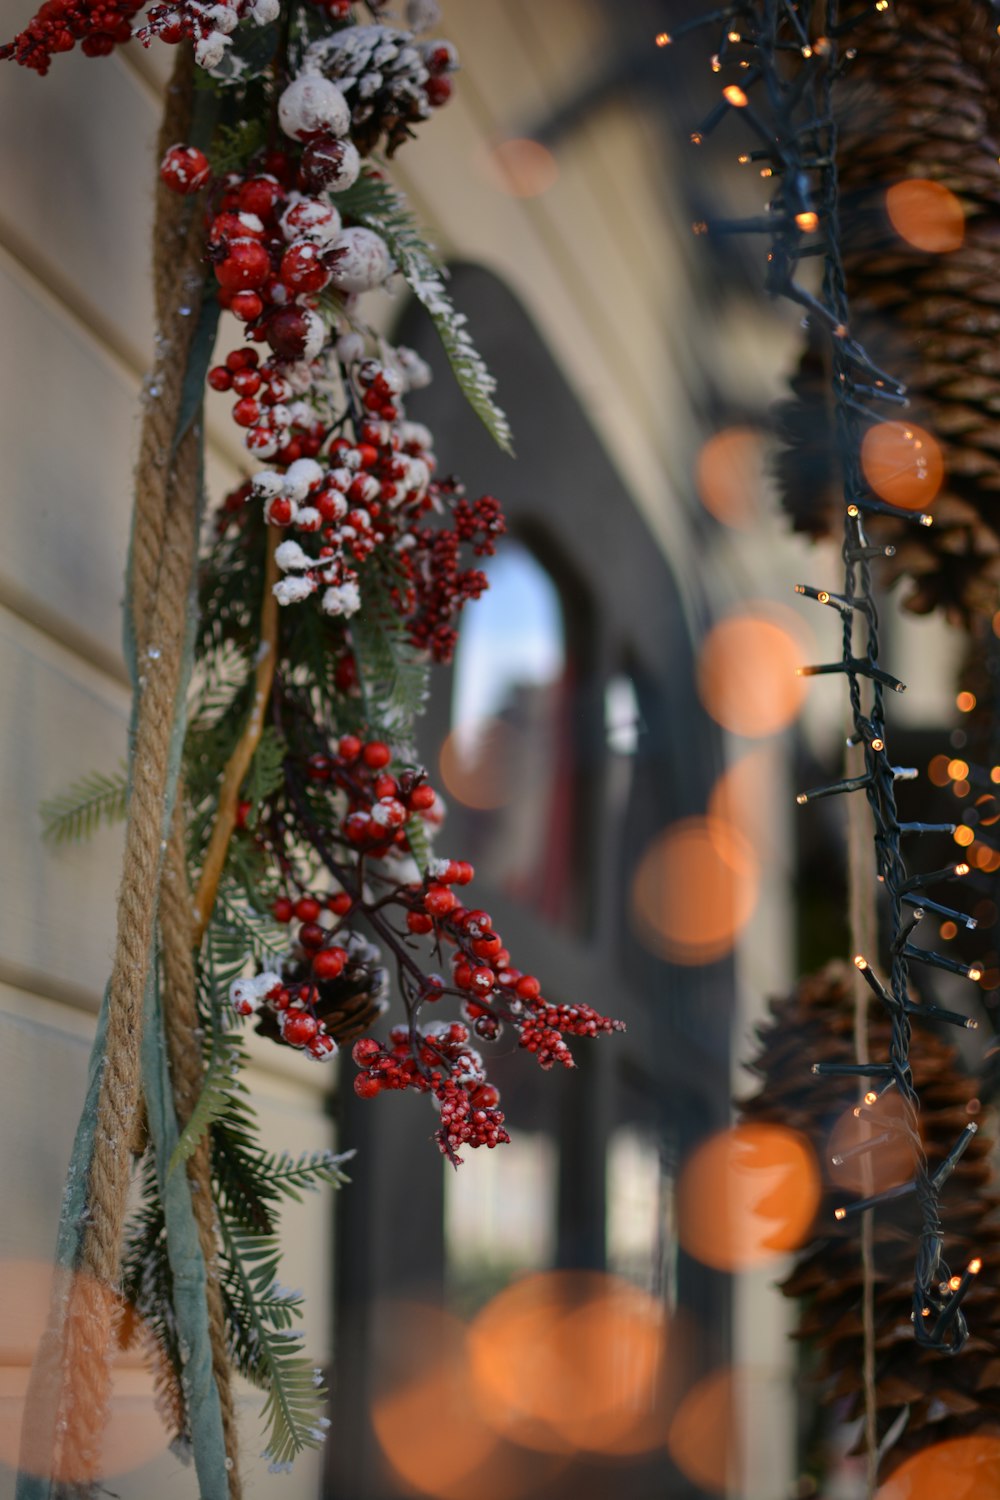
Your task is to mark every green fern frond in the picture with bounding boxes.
[169,1031,246,1175]
[350,579,430,747]
[213,887,290,965]
[40,765,128,845]
[337,172,514,455]
[243,726,287,812]
[219,1217,328,1466]
[255,1148,354,1203]
[404,814,432,875]
[208,117,269,176]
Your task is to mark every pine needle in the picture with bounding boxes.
[40,765,129,845]
[338,171,514,455]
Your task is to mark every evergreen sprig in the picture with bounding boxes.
[338,171,514,454]
[40,766,128,845]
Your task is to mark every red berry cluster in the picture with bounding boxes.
[304,735,441,858]
[352,1025,509,1164]
[137,0,264,50]
[0,0,143,73]
[395,484,505,662]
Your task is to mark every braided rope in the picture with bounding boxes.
[52,45,239,1488]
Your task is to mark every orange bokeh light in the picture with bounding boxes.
[886,178,965,254]
[877,1435,1000,1499]
[630,815,759,965]
[666,1367,743,1494]
[708,747,781,863]
[957,691,976,713]
[860,421,944,511]
[468,1272,666,1457]
[697,610,808,738]
[677,1124,821,1272]
[438,721,512,810]
[695,427,765,530]
[976,794,1000,828]
[827,1090,916,1197]
[371,1303,500,1498]
[928,754,952,787]
[0,1262,168,1483]
[483,139,559,199]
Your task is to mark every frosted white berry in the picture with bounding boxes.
[285,458,324,499]
[337,332,366,365]
[195,31,230,70]
[327,227,393,294]
[281,196,343,247]
[274,575,317,606]
[301,308,327,360]
[250,0,280,21]
[278,75,351,142]
[321,581,362,617]
[396,347,433,391]
[275,540,314,572]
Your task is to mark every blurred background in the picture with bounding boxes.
[0,1,991,1497]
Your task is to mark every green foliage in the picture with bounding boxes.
[40,766,128,845]
[218,1217,328,1466]
[208,117,269,176]
[405,814,432,876]
[243,725,287,816]
[338,171,514,454]
[214,884,290,965]
[168,1028,245,1176]
[350,574,430,748]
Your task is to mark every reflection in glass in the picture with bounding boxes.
[445,540,575,923]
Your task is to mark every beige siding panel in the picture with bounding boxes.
[0,609,128,1004]
[0,251,247,676]
[0,51,159,372]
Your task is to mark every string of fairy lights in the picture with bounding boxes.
[668,0,982,1351]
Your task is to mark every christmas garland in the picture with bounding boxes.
[7,3,624,1493]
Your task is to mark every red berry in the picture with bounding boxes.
[233,397,261,427]
[470,967,496,995]
[235,799,252,829]
[472,934,502,959]
[516,975,541,1000]
[273,897,294,923]
[306,753,331,781]
[407,784,436,811]
[471,1083,501,1109]
[231,290,264,322]
[267,497,294,526]
[298,922,326,950]
[160,145,210,195]
[266,307,310,360]
[407,911,434,935]
[352,1037,381,1064]
[232,368,262,397]
[216,239,271,292]
[354,1073,382,1099]
[238,175,284,220]
[373,774,399,799]
[295,897,322,922]
[338,734,362,762]
[327,891,353,916]
[424,886,458,917]
[425,75,453,106]
[283,1012,320,1047]
[313,946,348,980]
[280,242,331,294]
[309,1034,337,1059]
[345,811,374,844]
[362,740,391,769]
[207,365,233,392]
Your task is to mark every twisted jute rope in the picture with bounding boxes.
[52,47,238,1492]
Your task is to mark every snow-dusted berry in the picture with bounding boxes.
[278,75,351,142]
[159,145,210,195]
[327,227,393,294]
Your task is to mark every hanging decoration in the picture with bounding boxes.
[774,0,1000,626]
[742,966,1000,1477]
[7,4,623,1495]
[669,0,988,1403]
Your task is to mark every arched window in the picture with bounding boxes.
[439,537,579,926]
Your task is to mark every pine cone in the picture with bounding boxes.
[775,2,1000,626]
[740,964,1000,1473]
[304,24,453,157]
[253,930,389,1048]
